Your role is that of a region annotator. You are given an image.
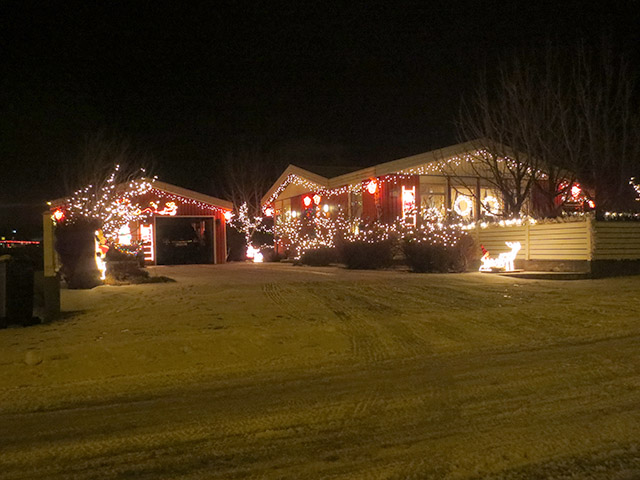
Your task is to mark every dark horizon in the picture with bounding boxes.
[2,1,639,238]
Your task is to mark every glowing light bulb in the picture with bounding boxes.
[52,209,65,222]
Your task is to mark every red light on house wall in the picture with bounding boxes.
[52,209,65,222]
[303,196,312,207]
[223,211,233,221]
[264,207,274,217]
[366,180,378,195]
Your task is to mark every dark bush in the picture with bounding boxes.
[300,247,338,266]
[105,260,149,283]
[338,240,394,270]
[106,243,145,266]
[226,227,246,261]
[261,247,284,263]
[403,234,476,273]
[54,223,102,289]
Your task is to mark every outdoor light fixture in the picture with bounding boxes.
[366,180,378,195]
[264,207,274,217]
[52,208,65,222]
[303,196,312,207]
[322,204,329,213]
[224,211,233,221]
[313,194,321,205]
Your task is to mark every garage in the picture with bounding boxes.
[155,217,215,265]
[123,181,232,265]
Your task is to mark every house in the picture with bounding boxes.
[262,141,510,224]
[262,141,640,276]
[261,141,507,254]
[51,180,232,265]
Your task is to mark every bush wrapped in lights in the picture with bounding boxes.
[53,165,155,288]
[334,216,397,270]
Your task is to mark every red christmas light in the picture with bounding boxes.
[53,209,65,222]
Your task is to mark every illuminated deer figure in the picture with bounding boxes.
[479,242,521,272]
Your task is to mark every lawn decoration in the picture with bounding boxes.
[479,241,521,273]
[94,230,109,280]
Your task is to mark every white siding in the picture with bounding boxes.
[474,219,640,262]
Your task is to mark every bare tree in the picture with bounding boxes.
[60,131,155,197]
[573,43,640,214]
[452,42,640,218]
[217,143,286,216]
[57,131,156,231]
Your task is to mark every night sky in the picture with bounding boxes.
[1,1,639,237]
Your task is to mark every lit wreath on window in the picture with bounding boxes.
[453,194,473,217]
[481,195,501,216]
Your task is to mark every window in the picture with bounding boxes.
[451,186,475,219]
[480,188,502,217]
[349,190,363,219]
[419,178,446,213]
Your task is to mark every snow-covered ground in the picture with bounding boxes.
[1,263,639,479]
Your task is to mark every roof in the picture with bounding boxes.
[261,139,489,205]
[261,165,330,206]
[49,180,233,210]
[151,181,232,210]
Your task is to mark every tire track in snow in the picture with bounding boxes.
[307,281,429,362]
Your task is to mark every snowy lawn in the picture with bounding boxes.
[0,263,639,479]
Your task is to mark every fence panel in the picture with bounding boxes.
[593,222,640,260]
[528,222,591,260]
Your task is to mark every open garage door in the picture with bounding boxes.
[155,217,214,265]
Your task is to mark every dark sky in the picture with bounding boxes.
[1,0,639,236]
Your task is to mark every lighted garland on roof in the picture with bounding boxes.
[397,150,548,179]
[264,152,548,212]
[264,174,327,207]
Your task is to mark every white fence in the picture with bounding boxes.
[469,218,640,262]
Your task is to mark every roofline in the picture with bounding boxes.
[260,164,329,205]
[48,179,233,210]
[151,180,233,209]
[262,140,498,205]
[327,139,488,187]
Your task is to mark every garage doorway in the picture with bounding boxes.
[155,217,214,265]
